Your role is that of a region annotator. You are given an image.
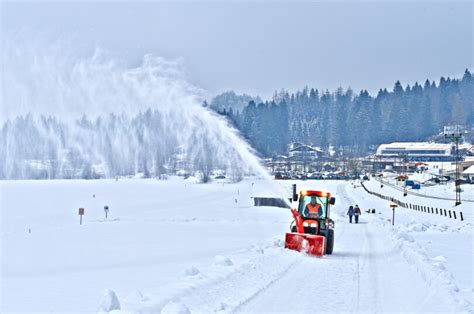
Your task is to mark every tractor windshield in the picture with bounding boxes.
[298,195,327,219]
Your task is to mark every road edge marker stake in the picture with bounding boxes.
[78,207,85,225]
[390,203,398,226]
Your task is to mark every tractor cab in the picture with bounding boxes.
[285,185,336,255]
[291,190,335,235]
[298,193,328,219]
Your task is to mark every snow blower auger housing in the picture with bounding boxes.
[284,185,336,256]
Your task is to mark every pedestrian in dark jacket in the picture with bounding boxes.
[347,205,354,223]
[354,205,362,224]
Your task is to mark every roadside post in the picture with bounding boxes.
[104,206,109,219]
[390,203,398,226]
[78,207,85,225]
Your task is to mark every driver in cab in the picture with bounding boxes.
[303,195,323,218]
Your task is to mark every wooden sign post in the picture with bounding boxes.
[78,207,85,225]
[104,206,109,219]
[390,203,398,226]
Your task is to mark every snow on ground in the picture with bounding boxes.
[343,181,473,311]
[1,178,472,313]
[233,180,473,313]
[377,172,474,202]
[1,178,290,312]
[364,178,474,221]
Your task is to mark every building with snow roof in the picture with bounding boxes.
[288,143,324,160]
[462,165,474,182]
[375,142,455,162]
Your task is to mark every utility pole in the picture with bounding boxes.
[444,126,463,206]
[401,153,408,197]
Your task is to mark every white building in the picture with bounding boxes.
[375,142,454,162]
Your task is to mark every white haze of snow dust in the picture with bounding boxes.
[0,33,287,192]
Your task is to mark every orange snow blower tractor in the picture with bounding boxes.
[284,184,335,256]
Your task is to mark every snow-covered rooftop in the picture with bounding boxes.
[376,142,452,156]
[379,142,451,150]
[462,165,474,175]
[289,145,324,153]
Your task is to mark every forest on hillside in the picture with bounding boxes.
[1,70,472,180]
[211,70,474,157]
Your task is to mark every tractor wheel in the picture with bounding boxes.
[325,229,334,255]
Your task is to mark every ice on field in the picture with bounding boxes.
[161,301,191,314]
[98,289,121,312]
[216,302,228,311]
[437,224,449,232]
[404,221,430,232]
[432,255,447,262]
[397,231,415,243]
[273,238,283,247]
[123,290,148,304]
[183,266,201,276]
[213,255,233,266]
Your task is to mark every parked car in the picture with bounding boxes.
[309,173,322,180]
[274,173,284,180]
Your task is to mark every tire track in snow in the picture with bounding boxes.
[342,185,361,312]
[229,257,303,313]
[337,183,363,312]
[185,181,468,313]
[123,244,303,313]
[233,182,366,313]
[137,180,463,313]
[339,183,381,312]
[152,181,361,313]
[345,181,468,312]
[181,247,303,313]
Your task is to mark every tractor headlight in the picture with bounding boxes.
[303,222,309,227]
[310,223,317,228]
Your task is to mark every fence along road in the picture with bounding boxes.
[373,177,474,203]
[360,181,465,221]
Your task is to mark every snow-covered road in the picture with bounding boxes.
[1,178,472,313]
[172,181,470,313]
[235,182,466,313]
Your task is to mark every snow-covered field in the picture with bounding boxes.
[1,178,472,313]
[363,178,474,221]
[376,171,474,202]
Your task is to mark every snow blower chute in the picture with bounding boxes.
[284,186,336,256]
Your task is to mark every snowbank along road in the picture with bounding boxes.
[1,178,472,313]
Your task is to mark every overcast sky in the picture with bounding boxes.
[2,1,473,99]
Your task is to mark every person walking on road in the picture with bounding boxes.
[347,205,354,223]
[354,205,362,224]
